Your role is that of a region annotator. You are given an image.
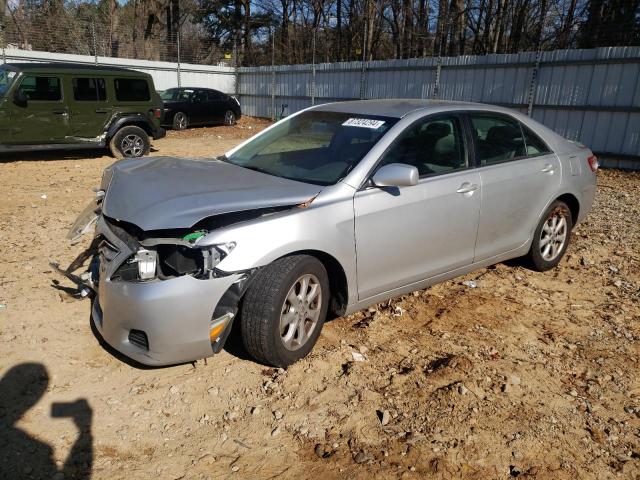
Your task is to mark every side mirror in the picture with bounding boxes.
[372,163,419,188]
[13,89,27,107]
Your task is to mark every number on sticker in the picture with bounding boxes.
[342,118,386,129]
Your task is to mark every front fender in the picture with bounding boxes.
[199,186,358,304]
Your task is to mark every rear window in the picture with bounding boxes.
[114,78,150,102]
[521,124,551,156]
[72,78,107,101]
[19,76,61,101]
[471,115,526,165]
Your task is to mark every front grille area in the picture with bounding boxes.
[128,329,149,351]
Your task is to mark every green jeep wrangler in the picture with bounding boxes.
[0,62,166,158]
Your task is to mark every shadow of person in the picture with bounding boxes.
[0,363,93,479]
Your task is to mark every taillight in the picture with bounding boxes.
[587,154,599,173]
[153,108,162,119]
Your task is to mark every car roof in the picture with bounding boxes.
[3,62,149,77]
[167,87,220,92]
[311,99,503,118]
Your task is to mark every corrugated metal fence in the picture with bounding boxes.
[3,49,236,93]
[238,47,640,158]
[4,47,639,158]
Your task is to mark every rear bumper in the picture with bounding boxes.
[92,273,241,366]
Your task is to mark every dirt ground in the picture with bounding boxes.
[0,118,639,480]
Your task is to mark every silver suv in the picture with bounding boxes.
[66,100,598,367]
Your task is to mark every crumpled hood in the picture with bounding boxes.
[101,157,322,231]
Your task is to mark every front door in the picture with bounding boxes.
[354,114,481,300]
[9,74,69,144]
[68,76,113,139]
[469,113,562,261]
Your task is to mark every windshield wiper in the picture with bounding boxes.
[240,165,274,176]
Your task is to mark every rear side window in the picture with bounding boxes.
[193,90,208,102]
[72,78,107,101]
[471,115,526,165]
[521,124,551,156]
[114,78,150,102]
[18,76,61,101]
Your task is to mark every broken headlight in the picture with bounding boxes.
[113,242,236,281]
[135,249,157,280]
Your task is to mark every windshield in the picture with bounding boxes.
[0,68,17,99]
[160,88,194,101]
[225,110,397,185]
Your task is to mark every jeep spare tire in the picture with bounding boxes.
[109,126,151,159]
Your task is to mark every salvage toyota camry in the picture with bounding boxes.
[64,100,598,367]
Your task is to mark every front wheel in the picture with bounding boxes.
[526,200,573,271]
[109,126,150,159]
[223,110,236,126]
[240,255,329,367]
[172,111,188,130]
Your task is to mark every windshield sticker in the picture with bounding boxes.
[342,118,386,129]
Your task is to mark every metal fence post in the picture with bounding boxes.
[176,28,182,87]
[311,29,316,106]
[527,50,541,117]
[271,27,275,121]
[91,22,98,65]
[233,39,239,100]
[359,17,367,100]
[0,23,5,64]
[432,56,442,99]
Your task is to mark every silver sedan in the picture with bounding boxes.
[69,100,598,367]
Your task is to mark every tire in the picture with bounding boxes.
[240,255,330,367]
[109,126,150,159]
[172,111,188,130]
[223,110,236,126]
[526,200,573,272]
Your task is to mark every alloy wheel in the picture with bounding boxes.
[175,113,187,130]
[279,274,322,351]
[120,134,144,157]
[224,110,235,125]
[539,214,567,261]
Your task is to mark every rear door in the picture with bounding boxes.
[191,89,211,124]
[470,113,561,261]
[9,74,69,144]
[68,76,112,139]
[206,90,226,123]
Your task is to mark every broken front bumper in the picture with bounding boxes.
[92,272,241,366]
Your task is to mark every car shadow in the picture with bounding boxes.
[0,363,93,479]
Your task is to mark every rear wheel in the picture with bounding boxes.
[223,110,236,126]
[109,126,150,159]
[172,111,188,130]
[526,200,573,271]
[240,255,329,367]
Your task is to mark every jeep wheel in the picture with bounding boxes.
[240,255,329,367]
[223,110,236,126]
[109,126,150,159]
[173,112,188,130]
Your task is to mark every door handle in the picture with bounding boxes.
[95,108,110,113]
[541,164,555,173]
[456,182,478,194]
[52,109,68,116]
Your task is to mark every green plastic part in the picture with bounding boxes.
[183,230,207,243]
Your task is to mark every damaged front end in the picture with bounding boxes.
[53,193,260,365]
